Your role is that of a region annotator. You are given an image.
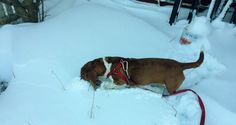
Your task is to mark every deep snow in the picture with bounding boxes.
[0,0,236,125]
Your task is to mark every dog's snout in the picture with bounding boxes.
[81,71,89,81]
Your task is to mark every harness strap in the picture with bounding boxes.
[106,60,131,84]
[120,59,131,80]
[172,89,205,125]
[107,62,129,83]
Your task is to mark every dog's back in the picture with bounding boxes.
[114,51,204,94]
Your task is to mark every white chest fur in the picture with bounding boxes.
[99,57,127,89]
[103,57,112,78]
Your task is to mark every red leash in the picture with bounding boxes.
[107,60,205,125]
[172,89,205,125]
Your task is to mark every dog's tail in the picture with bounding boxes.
[180,51,204,70]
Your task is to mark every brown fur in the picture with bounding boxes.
[81,51,204,94]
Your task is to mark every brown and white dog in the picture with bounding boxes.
[80,51,204,94]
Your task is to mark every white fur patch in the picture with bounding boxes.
[100,57,127,89]
[103,57,112,78]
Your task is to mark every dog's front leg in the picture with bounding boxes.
[90,79,97,91]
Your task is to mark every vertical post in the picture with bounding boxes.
[230,5,236,24]
[169,0,182,25]
[187,0,200,24]
[210,0,222,21]
[207,0,216,19]
[217,0,233,20]
[41,0,44,21]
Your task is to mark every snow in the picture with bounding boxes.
[0,28,13,84]
[0,0,236,125]
[188,17,211,37]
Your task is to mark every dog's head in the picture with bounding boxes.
[80,58,106,90]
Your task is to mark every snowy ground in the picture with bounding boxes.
[0,0,236,125]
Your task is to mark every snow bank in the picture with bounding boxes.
[0,0,235,125]
[0,1,204,125]
[188,17,211,37]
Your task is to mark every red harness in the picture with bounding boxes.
[106,60,131,84]
[107,60,205,125]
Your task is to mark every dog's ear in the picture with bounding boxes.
[92,58,106,75]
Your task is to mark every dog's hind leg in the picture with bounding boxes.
[165,85,175,95]
[165,78,179,95]
[165,74,185,95]
[175,73,185,90]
